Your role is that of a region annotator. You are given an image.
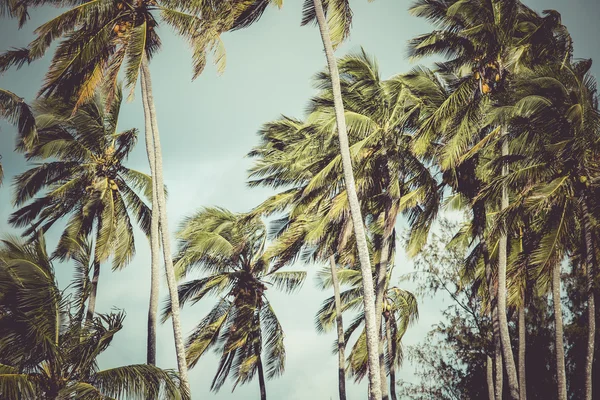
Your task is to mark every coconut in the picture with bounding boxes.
[495,73,501,82]
[482,83,491,94]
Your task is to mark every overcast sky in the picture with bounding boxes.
[1,0,599,399]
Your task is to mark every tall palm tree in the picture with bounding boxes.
[0,1,264,386]
[482,60,600,400]
[9,88,151,322]
[249,51,440,399]
[0,233,188,400]
[0,87,36,185]
[408,2,572,397]
[162,207,306,400]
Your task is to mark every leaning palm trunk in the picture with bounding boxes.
[552,262,567,400]
[518,304,527,400]
[141,81,161,367]
[85,260,101,322]
[498,134,520,399]
[330,255,347,400]
[582,201,595,400]
[386,314,397,400]
[257,355,267,400]
[140,58,190,393]
[312,1,382,398]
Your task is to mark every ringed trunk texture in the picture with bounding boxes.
[257,355,267,400]
[141,70,161,367]
[85,260,100,323]
[312,0,382,398]
[498,134,520,399]
[487,355,495,400]
[386,314,397,400]
[583,202,595,400]
[329,256,347,400]
[552,262,567,400]
[140,59,190,394]
[518,304,527,400]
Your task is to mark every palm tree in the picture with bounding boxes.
[162,207,306,400]
[315,265,418,399]
[0,233,188,400]
[482,60,600,400]
[249,51,440,399]
[407,2,572,397]
[0,0,265,385]
[9,88,151,323]
[0,87,36,185]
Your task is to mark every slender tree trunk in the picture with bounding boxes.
[257,355,267,400]
[85,260,100,323]
[498,133,520,399]
[483,237,502,400]
[140,58,190,395]
[141,68,161,367]
[312,1,381,398]
[583,202,595,400]
[494,304,503,400]
[375,236,391,400]
[552,262,567,400]
[329,255,347,400]
[386,314,397,400]
[518,304,527,400]
[487,355,495,400]
[380,327,389,400]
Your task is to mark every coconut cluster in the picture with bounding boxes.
[473,59,502,95]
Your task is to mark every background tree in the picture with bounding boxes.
[162,207,306,400]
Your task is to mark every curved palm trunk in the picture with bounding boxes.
[141,83,161,367]
[487,355,495,400]
[552,262,567,400]
[518,304,527,400]
[85,260,100,323]
[257,355,267,400]
[386,314,397,400]
[498,135,520,399]
[140,59,190,394]
[329,255,347,400]
[583,202,595,400]
[312,1,382,398]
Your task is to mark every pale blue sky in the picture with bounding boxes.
[0,1,599,399]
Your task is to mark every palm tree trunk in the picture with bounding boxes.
[487,355,495,400]
[375,236,391,400]
[85,260,100,323]
[329,255,347,400]
[518,304,527,400]
[483,237,502,400]
[257,355,267,400]
[312,1,381,398]
[386,314,397,400]
[141,69,161,367]
[583,202,595,400]
[140,58,190,394]
[498,134,520,399]
[552,262,567,400]
[494,304,503,400]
